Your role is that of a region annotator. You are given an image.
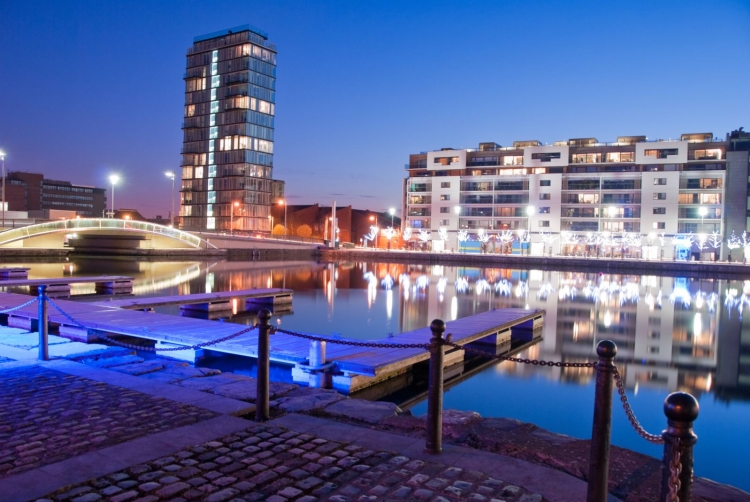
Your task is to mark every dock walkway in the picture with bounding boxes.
[0,292,542,393]
[92,288,293,312]
[0,276,134,295]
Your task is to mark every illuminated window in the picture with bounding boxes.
[653,193,667,200]
[653,222,666,229]
[644,149,678,159]
[208,165,217,178]
[538,221,550,228]
[207,204,213,216]
[210,101,219,114]
[195,166,204,178]
[440,194,450,201]
[185,105,195,117]
[653,208,666,214]
[208,140,214,152]
[211,89,217,101]
[211,63,218,76]
[434,157,459,165]
[207,217,215,229]
[211,76,220,88]
[212,50,218,63]
[654,178,667,185]
[440,182,451,188]
[210,127,218,139]
[539,193,551,200]
[531,152,561,162]
[207,191,216,203]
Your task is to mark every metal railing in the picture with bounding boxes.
[12,297,700,502]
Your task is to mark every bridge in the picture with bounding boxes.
[0,218,216,250]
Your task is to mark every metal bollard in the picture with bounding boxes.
[587,340,617,502]
[38,285,49,361]
[309,340,327,388]
[425,319,446,454]
[255,309,272,422]
[660,392,699,502]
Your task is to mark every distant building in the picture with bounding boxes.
[404,129,750,259]
[2,172,106,217]
[113,209,173,226]
[180,24,283,233]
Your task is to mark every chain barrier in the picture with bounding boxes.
[444,339,599,369]
[666,438,683,502]
[44,296,259,352]
[0,297,39,314]
[613,366,665,444]
[274,327,431,350]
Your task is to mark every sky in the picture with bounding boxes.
[1,0,749,217]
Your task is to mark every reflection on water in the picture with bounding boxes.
[4,258,750,491]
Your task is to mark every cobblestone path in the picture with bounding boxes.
[36,425,545,502]
[0,367,216,478]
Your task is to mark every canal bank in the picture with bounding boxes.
[320,248,750,278]
[0,335,747,501]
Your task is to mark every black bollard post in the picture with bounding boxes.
[587,340,617,502]
[255,309,272,422]
[660,392,699,502]
[425,319,446,454]
[38,285,49,361]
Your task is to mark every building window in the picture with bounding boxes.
[540,180,551,186]
[648,346,660,354]
[531,152,561,162]
[654,178,667,185]
[440,182,451,188]
[653,207,666,214]
[439,207,450,214]
[538,220,550,228]
[539,193,551,200]
[653,222,666,229]
[653,193,667,200]
[439,219,449,226]
[644,148,678,159]
[539,207,550,214]
[440,194,450,201]
[434,156,459,165]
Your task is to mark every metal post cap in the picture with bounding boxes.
[664,392,699,422]
[258,309,272,321]
[596,340,617,358]
[430,319,446,333]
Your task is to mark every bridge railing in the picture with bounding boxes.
[15,299,699,502]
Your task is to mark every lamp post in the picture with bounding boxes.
[0,150,6,229]
[454,206,461,251]
[165,171,175,226]
[389,207,395,228]
[278,199,288,236]
[608,206,617,257]
[699,206,707,233]
[526,205,535,256]
[109,175,120,218]
[231,201,239,236]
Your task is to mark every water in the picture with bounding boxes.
[7,257,750,492]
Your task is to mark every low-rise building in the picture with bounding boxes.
[403,128,750,259]
[2,172,106,217]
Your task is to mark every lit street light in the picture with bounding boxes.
[278,199,287,236]
[699,206,708,233]
[388,207,395,227]
[108,175,120,218]
[0,150,6,228]
[231,201,239,236]
[165,171,175,226]
[526,205,535,256]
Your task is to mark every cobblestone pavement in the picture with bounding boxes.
[36,425,546,502]
[0,367,216,478]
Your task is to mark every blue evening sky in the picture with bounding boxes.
[1,0,748,217]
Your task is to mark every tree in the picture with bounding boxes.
[296,224,312,238]
[272,224,286,235]
[497,230,514,254]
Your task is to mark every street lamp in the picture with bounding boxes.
[165,171,175,226]
[0,150,6,229]
[526,205,535,255]
[231,201,239,236]
[108,175,120,218]
[278,199,287,236]
[699,206,707,233]
[389,207,395,227]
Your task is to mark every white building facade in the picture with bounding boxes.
[403,131,750,260]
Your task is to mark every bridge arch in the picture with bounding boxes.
[0,219,217,249]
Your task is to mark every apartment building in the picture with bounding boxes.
[180,25,279,232]
[403,128,750,259]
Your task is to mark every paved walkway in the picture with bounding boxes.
[0,356,598,502]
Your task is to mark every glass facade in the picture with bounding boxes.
[180,25,277,232]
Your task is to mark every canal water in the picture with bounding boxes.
[7,258,750,492]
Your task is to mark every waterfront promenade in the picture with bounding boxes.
[1,329,748,501]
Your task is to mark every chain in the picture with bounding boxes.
[45,296,258,352]
[445,340,599,368]
[0,297,39,314]
[274,327,431,350]
[666,437,683,502]
[613,366,664,444]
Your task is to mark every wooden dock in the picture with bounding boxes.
[0,276,134,295]
[0,268,30,279]
[0,292,543,394]
[92,288,293,313]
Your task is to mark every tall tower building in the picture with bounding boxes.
[180,25,277,232]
